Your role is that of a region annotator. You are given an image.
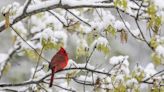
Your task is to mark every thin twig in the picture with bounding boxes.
[85,44,97,68]
[0,67,111,87]
[95,9,103,21]
[32,40,47,79]
[23,0,32,13]
[48,10,68,27]
[66,9,91,27]
[10,26,50,63]
[116,8,144,42]
[143,69,164,82]
[38,84,49,92]
[83,71,89,92]
[135,0,144,19]
[43,81,76,92]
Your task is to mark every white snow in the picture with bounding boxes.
[126,78,138,87]
[114,20,130,31]
[31,26,43,34]
[62,0,113,7]
[0,21,5,28]
[82,25,92,33]
[0,53,9,76]
[41,28,68,47]
[155,45,164,57]
[120,65,130,74]
[155,0,164,9]
[41,28,54,40]
[144,63,157,78]
[114,20,124,30]
[13,22,27,34]
[30,67,46,79]
[0,53,8,63]
[78,75,93,82]
[130,29,140,36]
[90,10,115,32]
[53,30,68,45]
[77,39,88,49]
[115,74,124,82]
[66,59,78,68]
[95,37,108,46]
[48,10,67,26]
[109,55,129,65]
[27,0,60,13]
[78,63,95,70]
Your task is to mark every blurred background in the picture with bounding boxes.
[0,0,163,86]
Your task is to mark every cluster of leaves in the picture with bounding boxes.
[147,2,162,35]
[114,0,127,9]
[150,36,164,65]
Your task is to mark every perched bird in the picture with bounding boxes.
[49,47,68,87]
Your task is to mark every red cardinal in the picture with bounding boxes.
[49,47,68,87]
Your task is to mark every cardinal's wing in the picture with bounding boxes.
[50,54,67,70]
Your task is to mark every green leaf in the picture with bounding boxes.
[114,83,126,92]
[76,45,89,59]
[152,86,159,92]
[87,30,99,45]
[122,0,127,9]
[114,0,127,9]
[41,38,59,50]
[156,16,162,28]
[96,44,110,55]
[134,87,140,92]
[3,62,11,75]
[36,12,45,18]
[160,86,164,92]
[132,70,145,82]
[149,37,158,49]
[24,49,40,60]
[105,25,116,36]
[114,0,118,7]
[136,71,145,82]
[151,53,161,65]
[147,4,156,16]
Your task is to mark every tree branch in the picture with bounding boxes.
[1,0,144,32]
[0,67,111,87]
[66,9,91,27]
[23,0,32,13]
[10,26,50,63]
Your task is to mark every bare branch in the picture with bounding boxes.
[23,0,32,13]
[143,69,164,82]
[48,10,68,27]
[10,26,50,63]
[1,0,140,32]
[43,81,76,92]
[116,8,144,42]
[32,39,47,79]
[66,9,91,27]
[0,67,111,87]
[85,44,96,68]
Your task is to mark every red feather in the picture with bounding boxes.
[49,47,68,87]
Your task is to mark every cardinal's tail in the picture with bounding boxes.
[49,70,55,87]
